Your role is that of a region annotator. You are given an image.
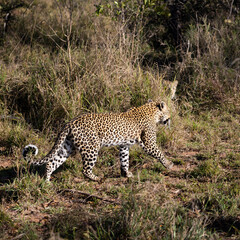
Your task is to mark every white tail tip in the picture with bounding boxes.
[22,144,39,159]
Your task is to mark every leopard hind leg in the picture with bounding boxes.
[80,148,100,181]
[76,141,100,181]
[45,138,74,181]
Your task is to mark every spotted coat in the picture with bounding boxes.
[23,100,173,181]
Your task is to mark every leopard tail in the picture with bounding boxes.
[22,125,70,165]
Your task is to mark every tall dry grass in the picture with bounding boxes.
[0,1,239,132]
[0,0,178,132]
[176,18,240,112]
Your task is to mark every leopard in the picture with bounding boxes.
[23,100,173,182]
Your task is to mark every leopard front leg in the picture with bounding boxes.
[139,141,173,169]
[138,131,173,169]
[119,145,133,178]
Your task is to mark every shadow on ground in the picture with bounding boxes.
[0,164,47,185]
[207,216,240,236]
[0,166,18,185]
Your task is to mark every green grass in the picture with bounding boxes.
[0,0,239,239]
[0,110,239,239]
[0,100,239,240]
[51,192,214,240]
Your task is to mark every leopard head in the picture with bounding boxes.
[155,101,171,128]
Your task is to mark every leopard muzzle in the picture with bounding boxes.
[163,118,171,129]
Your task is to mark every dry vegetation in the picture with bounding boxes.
[0,0,239,239]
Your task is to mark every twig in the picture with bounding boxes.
[60,189,120,204]
[11,233,26,240]
[229,0,234,18]
[0,115,24,122]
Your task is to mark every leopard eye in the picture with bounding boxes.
[156,101,165,110]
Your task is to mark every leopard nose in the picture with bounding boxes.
[163,119,170,129]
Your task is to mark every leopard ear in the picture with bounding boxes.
[156,101,165,110]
